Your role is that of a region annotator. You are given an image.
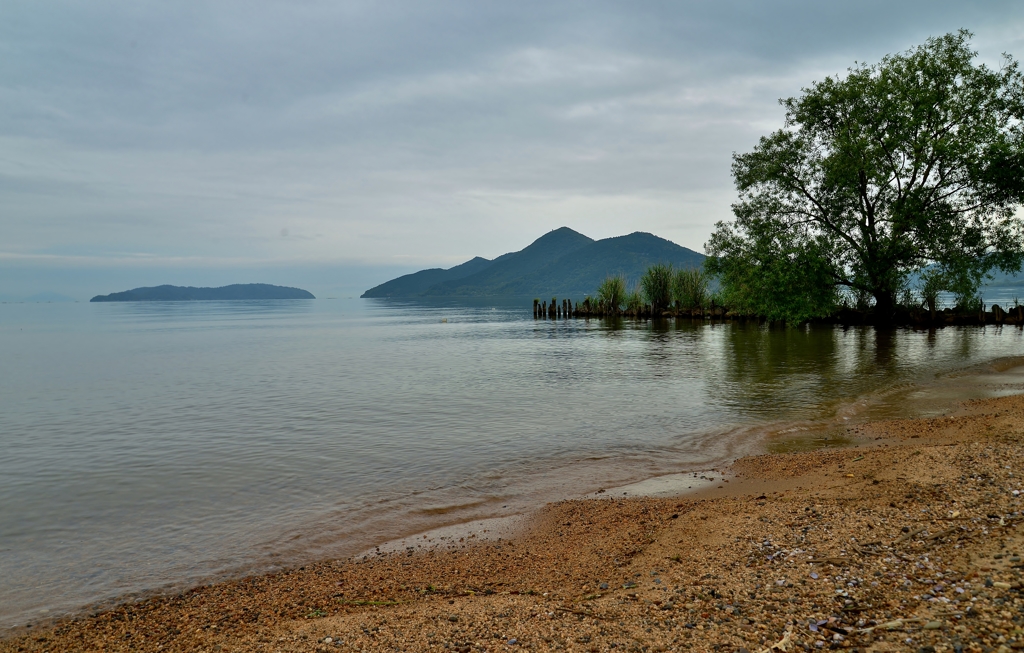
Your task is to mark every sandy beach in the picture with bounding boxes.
[4,390,1024,652]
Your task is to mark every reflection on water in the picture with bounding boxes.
[101,298,317,325]
[1,299,1023,629]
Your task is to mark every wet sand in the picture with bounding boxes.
[4,393,1024,652]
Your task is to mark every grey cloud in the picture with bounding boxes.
[2,0,1024,292]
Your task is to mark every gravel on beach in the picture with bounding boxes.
[4,394,1024,653]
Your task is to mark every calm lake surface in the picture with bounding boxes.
[2,298,1024,629]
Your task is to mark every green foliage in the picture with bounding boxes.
[640,263,674,313]
[707,225,841,322]
[707,30,1024,322]
[596,275,627,312]
[919,270,944,313]
[623,285,644,314]
[673,267,710,310]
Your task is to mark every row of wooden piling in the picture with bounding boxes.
[533,297,1024,326]
[835,304,1024,326]
[532,298,575,319]
[532,297,725,320]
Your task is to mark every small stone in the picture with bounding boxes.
[599,583,609,590]
[448,615,458,622]
[924,621,943,630]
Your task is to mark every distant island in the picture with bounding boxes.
[361,227,704,298]
[90,284,315,302]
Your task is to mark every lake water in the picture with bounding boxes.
[2,298,1024,629]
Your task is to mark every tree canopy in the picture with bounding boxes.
[706,30,1024,322]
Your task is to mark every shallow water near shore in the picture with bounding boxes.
[1,298,1023,629]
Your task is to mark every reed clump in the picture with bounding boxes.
[596,276,627,313]
[673,267,709,311]
[639,263,673,313]
[623,284,644,314]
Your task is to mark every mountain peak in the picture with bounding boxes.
[362,228,704,298]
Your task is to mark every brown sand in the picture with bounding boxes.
[5,394,1024,653]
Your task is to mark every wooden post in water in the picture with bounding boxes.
[994,304,1004,324]
[542,301,547,318]
[533,299,539,318]
[550,297,557,319]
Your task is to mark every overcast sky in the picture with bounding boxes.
[3,1,1024,298]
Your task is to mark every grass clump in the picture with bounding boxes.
[623,285,644,314]
[596,275,627,313]
[673,267,709,310]
[640,263,674,313]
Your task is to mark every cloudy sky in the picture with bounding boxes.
[3,1,1024,298]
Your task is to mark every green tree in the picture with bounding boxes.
[707,30,1024,322]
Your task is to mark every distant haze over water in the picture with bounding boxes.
[1,299,1023,629]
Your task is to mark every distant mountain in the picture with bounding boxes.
[425,227,596,296]
[360,256,494,298]
[90,284,315,302]
[361,227,705,298]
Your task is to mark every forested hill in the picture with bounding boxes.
[361,227,704,298]
[90,284,315,301]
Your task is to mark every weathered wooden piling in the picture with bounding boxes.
[532,297,1024,325]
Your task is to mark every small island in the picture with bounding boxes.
[90,284,315,302]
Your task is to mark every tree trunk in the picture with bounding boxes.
[873,292,896,323]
